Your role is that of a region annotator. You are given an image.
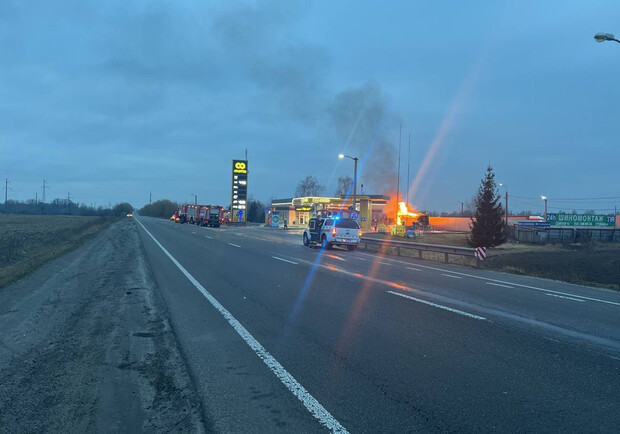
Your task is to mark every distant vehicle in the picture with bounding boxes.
[303,217,361,250]
[405,225,416,238]
[126,213,133,218]
[198,205,224,227]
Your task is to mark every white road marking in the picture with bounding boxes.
[486,282,514,289]
[545,293,585,302]
[355,257,368,261]
[356,252,620,307]
[228,243,242,248]
[378,262,392,266]
[191,231,196,234]
[442,274,462,279]
[205,235,213,239]
[272,256,298,265]
[135,219,348,433]
[407,267,422,272]
[387,291,486,321]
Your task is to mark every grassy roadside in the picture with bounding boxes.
[0,215,120,289]
[362,231,620,290]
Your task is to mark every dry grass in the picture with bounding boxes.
[362,231,620,289]
[0,214,118,288]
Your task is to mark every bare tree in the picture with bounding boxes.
[295,175,325,197]
[335,175,353,197]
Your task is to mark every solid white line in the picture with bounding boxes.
[356,252,620,307]
[205,235,213,239]
[486,282,514,289]
[135,219,348,433]
[355,257,368,261]
[442,273,462,279]
[387,291,486,321]
[228,243,242,248]
[545,293,585,302]
[378,262,392,266]
[407,267,422,272]
[272,256,298,265]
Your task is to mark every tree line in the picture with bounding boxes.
[1,199,133,217]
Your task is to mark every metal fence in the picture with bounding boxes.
[506,226,619,244]
[359,237,480,267]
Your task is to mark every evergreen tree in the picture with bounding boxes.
[469,166,505,247]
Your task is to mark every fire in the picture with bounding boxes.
[397,201,419,225]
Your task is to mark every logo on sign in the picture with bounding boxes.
[233,161,247,174]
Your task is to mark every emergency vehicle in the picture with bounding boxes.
[303,217,361,250]
[198,206,224,227]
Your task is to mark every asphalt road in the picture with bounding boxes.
[2,216,620,432]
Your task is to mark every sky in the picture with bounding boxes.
[1,0,619,214]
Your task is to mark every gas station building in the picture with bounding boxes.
[268,195,390,231]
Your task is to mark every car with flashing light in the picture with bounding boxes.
[303,217,361,250]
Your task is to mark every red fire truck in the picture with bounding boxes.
[199,205,224,227]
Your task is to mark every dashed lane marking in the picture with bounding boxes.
[387,291,486,321]
[545,293,586,302]
[486,282,514,289]
[272,256,298,265]
[442,274,462,279]
[228,243,242,248]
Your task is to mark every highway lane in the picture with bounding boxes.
[178,220,620,350]
[137,216,620,432]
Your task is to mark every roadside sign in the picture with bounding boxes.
[547,213,615,227]
[351,212,359,220]
[231,159,248,223]
[474,247,487,261]
[517,221,551,228]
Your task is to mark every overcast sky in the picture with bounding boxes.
[1,0,619,214]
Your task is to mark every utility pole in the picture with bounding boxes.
[396,124,402,220]
[67,192,71,205]
[505,190,508,226]
[407,132,411,205]
[3,178,10,212]
[458,201,464,217]
[149,192,152,204]
[191,194,197,205]
[499,183,508,226]
[35,191,38,205]
[42,179,50,203]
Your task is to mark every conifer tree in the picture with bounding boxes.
[469,166,505,247]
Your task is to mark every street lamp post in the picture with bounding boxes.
[499,183,508,226]
[594,32,620,44]
[541,196,548,220]
[338,153,359,215]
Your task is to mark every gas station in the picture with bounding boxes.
[267,195,390,231]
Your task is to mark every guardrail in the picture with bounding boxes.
[359,237,481,267]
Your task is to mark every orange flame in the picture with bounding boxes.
[397,201,420,225]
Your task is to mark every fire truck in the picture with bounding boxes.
[177,204,200,224]
[198,205,224,227]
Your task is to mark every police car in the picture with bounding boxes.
[303,217,361,250]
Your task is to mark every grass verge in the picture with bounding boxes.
[363,232,620,290]
[0,214,119,289]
